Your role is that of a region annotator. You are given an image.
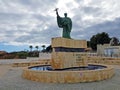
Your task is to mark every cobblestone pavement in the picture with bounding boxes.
[0,65,120,90]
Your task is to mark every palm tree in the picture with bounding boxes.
[35,46,39,51]
[41,45,46,52]
[29,45,33,52]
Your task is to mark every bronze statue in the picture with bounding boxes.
[55,8,72,39]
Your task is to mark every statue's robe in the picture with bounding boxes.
[57,15,72,39]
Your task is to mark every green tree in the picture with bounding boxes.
[17,51,29,59]
[90,35,97,50]
[29,45,33,52]
[87,41,90,47]
[46,45,52,52]
[90,32,111,51]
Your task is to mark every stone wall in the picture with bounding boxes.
[39,53,51,59]
[12,59,50,67]
[88,56,120,65]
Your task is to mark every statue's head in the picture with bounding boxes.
[64,13,67,17]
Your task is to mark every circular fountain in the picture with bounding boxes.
[22,37,114,83]
[22,63,114,83]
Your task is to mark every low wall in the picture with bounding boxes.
[88,56,120,65]
[13,56,120,67]
[12,59,50,67]
[22,64,114,83]
[0,59,31,64]
[39,53,51,59]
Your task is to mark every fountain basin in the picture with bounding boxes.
[29,64,106,71]
[22,64,114,83]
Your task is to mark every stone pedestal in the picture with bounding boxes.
[52,37,87,48]
[51,37,88,69]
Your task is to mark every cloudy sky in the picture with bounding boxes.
[0,0,120,52]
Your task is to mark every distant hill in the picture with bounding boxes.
[0,51,24,59]
[0,51,19,59]
[0,51,8,54]
[0,51,39,59]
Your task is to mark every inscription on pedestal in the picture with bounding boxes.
[51,52,88,69]
[75,54,83,63]
[74,53,87,65]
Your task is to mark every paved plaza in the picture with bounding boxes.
[0,64,120,90]
[0,55,118,90]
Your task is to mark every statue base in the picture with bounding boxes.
[51,37,88,69]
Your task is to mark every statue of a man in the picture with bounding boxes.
[55,8,72,39]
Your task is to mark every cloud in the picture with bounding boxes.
[0,0,120,49]
[85,17,120,38]
[72,17,120,40]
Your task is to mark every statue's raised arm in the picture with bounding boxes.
[54,8,59,16]
[55,8,72,39]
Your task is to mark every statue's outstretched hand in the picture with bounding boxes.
[54,8,59,16]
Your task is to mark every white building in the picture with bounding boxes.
[97,44,120,57]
